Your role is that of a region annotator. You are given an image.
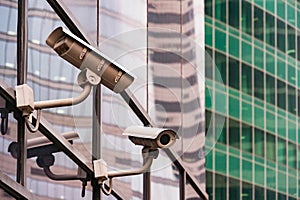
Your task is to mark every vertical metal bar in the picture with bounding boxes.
[143,162,151,200]
[16,0,28,186]
[92,0,101,199]
[179,170,186,200]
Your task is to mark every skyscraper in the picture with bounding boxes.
[205,0,300,199]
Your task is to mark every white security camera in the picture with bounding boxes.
[46,27,134,93]
[123,126,177,149]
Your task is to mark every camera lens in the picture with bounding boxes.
[160,134,171,146]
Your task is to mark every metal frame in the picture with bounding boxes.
[0,0,208,199]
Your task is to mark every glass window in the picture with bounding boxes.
[255,185,264,200]
[229,178,240,199]
[277,19,286,53]
[229,155,240,178]
[266,74,275,105]
[242,41,252,64]
[266,133,275,161]
[277,59,286,80]
[242,123,252,153]
[288,143,296,169]
[254,6,263,41]
[278,137,286,166]
[229,35,239,58]
[277,0,286,20]
[241,63,252,95]
[254,128,264,157]
[229,58,240,90]
[288,85,296,114]
[206,171,213,199]
[277,79,286,110]
[254,69,264,100]
[254,47,264,69]
[288,65,296,85]
[229,119,240,149]
[242,159,252,182]
[298,89,300,117]
[215,29,226,52]
[228,0,239,29]
[242,182,253,200]
[215,174,226,199]
[205,0,212,17]
[216,151,227,173]
[215,51,227,84]
[265,13,275,46]
[205,110,212,135]
[287,25,296,58]
[267,189,276,200]
[205,47,213,79]
[215,113,226,144]
[215,0,226,23]
[242,1,252,35]
[297,31,300,60]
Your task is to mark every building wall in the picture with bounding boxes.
[205,0,300,199]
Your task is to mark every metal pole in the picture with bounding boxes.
[179,170,186,200]
[16,0,28,186]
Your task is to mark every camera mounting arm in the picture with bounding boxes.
[15,68,100,132]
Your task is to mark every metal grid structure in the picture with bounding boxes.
[0,0,207,199]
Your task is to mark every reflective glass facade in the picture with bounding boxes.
[205,0,300,199]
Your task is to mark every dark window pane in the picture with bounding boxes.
[229,0,239,29]
[206,171,213,199]
[229,178,240,200]
[205,110,212,135]
[266,133,276,161]
[278,137,286,165]
[288,85,296,114]
[205,47,213,79]
[242,63,252,95]
[215,51,227,84]
[215,174,226,200]
[254,69,264,100]
[287,25,296,58]
[242,182,253,200]
[277,19,286,52]
[298,89,300,117]
[278,193,286,200]
[229,119,240,149]
[297,31,300,61]
[216,113,227,144]
[266,13,275,46]
[215,0,226,23]
[254,6,264,41]
[205,0,213,17]
[266,74,275,105]
[242,123,252,153]
[229,58,240,90]
[242,1,252,35]
[255,128,264,157]
[255,186,264,200]
[267,189,276,200]
[277,79,286,110]
[288,142,296,168]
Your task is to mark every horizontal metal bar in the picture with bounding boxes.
[0,171,38,200]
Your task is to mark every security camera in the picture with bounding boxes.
[123,126,177,149]
[46,27,134,93]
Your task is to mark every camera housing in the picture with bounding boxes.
[123,126,177,149]
[46,27,134,93]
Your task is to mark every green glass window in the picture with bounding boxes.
[267,189,276,200]
[241,63,252,95]
[215,150,227,173]
[254,47,264,69]
[298,89,300,117]
[228,57,239,90]
[267,167,276,189]
[228,0,239,29]
[278,193,286,200]
[242,123,252,153]
[266,1,274,13]
[205,24,212,47]
[287,25,296,58]
[215,51,227,84]
[254,69,264,100]
[277,79,286,110]
[229,119,240,149]
[215,113,226,144]
[254,6,264,41]
[277,137,286,166]
[254,106,264,129]
[206,171,213,199]
[266,52,275,74]
[229,35,239,58]
[215,0,226,23]
[266,74,275,105]
[205,0,212,17]
[242,41,252,64]
[242,159,252,182]
[254,128,264,157]
[266,133,275,161]
[277,0,286,20]
[229,155,240,178]
[277,115,286,138]
[288,85,296,115]
[255,185,264,200]
[215,29,226,52]
[297,31,300,60]
[288,64,296,85]
[215,174,226,199]
[242,1,252,36]
[288,143,296,169]
[277,172,286,193]
[242,101,252,124]
[265,13,275,47]
[229,96,239,119]
[277,19,286,52]
[277,59,286,80]
[242,182,253,200]
[287,5,295,26]
[229,178,240,199]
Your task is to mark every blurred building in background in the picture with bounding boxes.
[0,0,205,199]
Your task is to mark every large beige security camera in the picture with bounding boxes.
[123,126,177,149]
[46,27,134,93]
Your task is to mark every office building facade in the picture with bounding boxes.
[205,0,300,199]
